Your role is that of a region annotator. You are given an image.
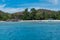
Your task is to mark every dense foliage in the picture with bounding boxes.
[0,8,60,20]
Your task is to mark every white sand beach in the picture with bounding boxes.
[19,20,60,22]
[0,20,60,23]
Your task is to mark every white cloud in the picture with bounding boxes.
[49,0,58,5]
[0,4,25,13]
[0,4,6,8]
[0,4,59,13]
[2,8,25,13]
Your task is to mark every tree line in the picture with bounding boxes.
[0,8,60,21]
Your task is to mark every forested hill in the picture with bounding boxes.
[0,8,60,21]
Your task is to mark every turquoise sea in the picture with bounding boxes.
[0,22,60,40]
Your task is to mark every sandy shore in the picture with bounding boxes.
[19,20,60,22]
[0,21,6,22]
[0,20,60,22]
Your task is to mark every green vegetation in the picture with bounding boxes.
[0,8,60,20]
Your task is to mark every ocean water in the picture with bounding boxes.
[0,22,60,40]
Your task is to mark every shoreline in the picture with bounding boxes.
[19,20,60,22]
[0,20,60,22]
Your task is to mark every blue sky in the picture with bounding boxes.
[0,0,60,13]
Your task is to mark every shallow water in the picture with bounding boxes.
[0,22,60,40]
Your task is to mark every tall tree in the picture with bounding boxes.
[23,8,29,20]
[30,8,37,20]
[57,11,60,20]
